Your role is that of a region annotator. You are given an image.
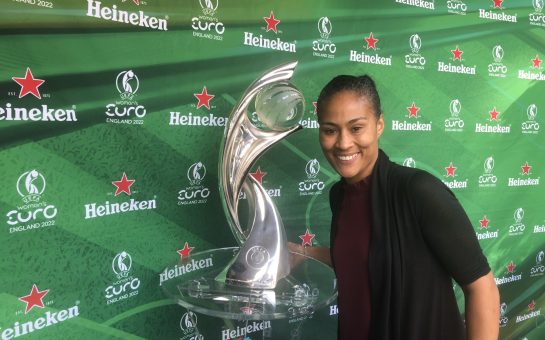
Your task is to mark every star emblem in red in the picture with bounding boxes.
[532,55,542,68]
[177,242,194,259]
[264,11,280,33]
[19,284,49,314]
[249,167,267,184]
[112,172,136,196]
[312,101,317,114]
[194,86,214,110]
[445,162,457,177]
[299,228,316,247]
[365,32,379,50]
[407,102,420,118]
[12,68,45,99]
[507,261,516,273]
[479,215,489,229]
[133,0,140,5]
[528,300,536,311]
[451,46,463,61]
[521,162,532,175]
[240,305,256,315]
[493,0,503,9]
[489,107,500,121]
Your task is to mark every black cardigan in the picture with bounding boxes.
[329,150,490,340]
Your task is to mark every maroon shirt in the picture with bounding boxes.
[332,178,372,340]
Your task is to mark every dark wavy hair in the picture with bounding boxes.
[316,75,382,119]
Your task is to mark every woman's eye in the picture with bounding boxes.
[352,126,363,132]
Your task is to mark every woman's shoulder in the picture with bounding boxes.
[387,162,447,194]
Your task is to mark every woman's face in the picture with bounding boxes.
[318,90,384,183]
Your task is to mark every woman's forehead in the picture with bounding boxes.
[319,93,375,121]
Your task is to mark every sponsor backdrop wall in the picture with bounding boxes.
[1,0,544,339]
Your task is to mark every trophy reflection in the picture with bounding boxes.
[218,61,304,289]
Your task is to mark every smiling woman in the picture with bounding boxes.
[297,75,500,340]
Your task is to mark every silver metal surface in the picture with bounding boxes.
[219,61,302,289]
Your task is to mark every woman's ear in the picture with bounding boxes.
[376,113,384,137]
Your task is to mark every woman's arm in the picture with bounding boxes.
[462,271,500,340]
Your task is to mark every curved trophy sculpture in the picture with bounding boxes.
[219,61,304,289]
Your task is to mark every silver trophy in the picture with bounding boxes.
[218,61,304,289]
[162,62,337,321]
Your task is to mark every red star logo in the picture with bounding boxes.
[407,102,420,118]
[133,0,140,5]
[240,305,255,315]
[507,261,516,273]
[489,107,500,121]
[249,167,267,184]
[312,101,317,114]
[528,300,536,311]
[365,32,379,50]
[445,162,457,177]
[479,215,489,229]
[264,11,280,33]
[177,242,194,259]
[493,0,503,9]
[194,86,214,110]
[112,172,135,196]
[19,284,49,314]
[299,228,316,247]
[12,68,45,99]
[521,162,532,175]
[451,46,463,61]
[532,55,542,68]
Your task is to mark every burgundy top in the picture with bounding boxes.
[332,178,372,340]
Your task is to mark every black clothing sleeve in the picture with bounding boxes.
[407,171,491,286]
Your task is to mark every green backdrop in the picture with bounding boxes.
[1,0,544,339]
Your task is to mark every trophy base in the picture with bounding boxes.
[161,247,337,320]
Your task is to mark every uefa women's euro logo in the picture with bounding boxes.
[488,45,507,77]
[105,251,141,305]
[299,159,324,196]
[508,208,526,236]
[193,0,225,39]
[179,310,202,340]
[410,34,421,53]
[534,0,544,12]
[530,0,545,27]
[199,0,218,15]
[450,99,461,117]
[107,70,146,124]
[317,17,332,39]
[178,162,210,205]
[405,34,426,69]
[112,251,132,279]
[188,162,206,186]
[522,104,540,134]
[444,98,464,132]
[478,156,497,187]
[313,17,336,58]
[116,70,139,101]
[530,250,545,277]
[8,170,58,234]
[16,170,46,203]
[305,159,320,179]
[493,45,504,63]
